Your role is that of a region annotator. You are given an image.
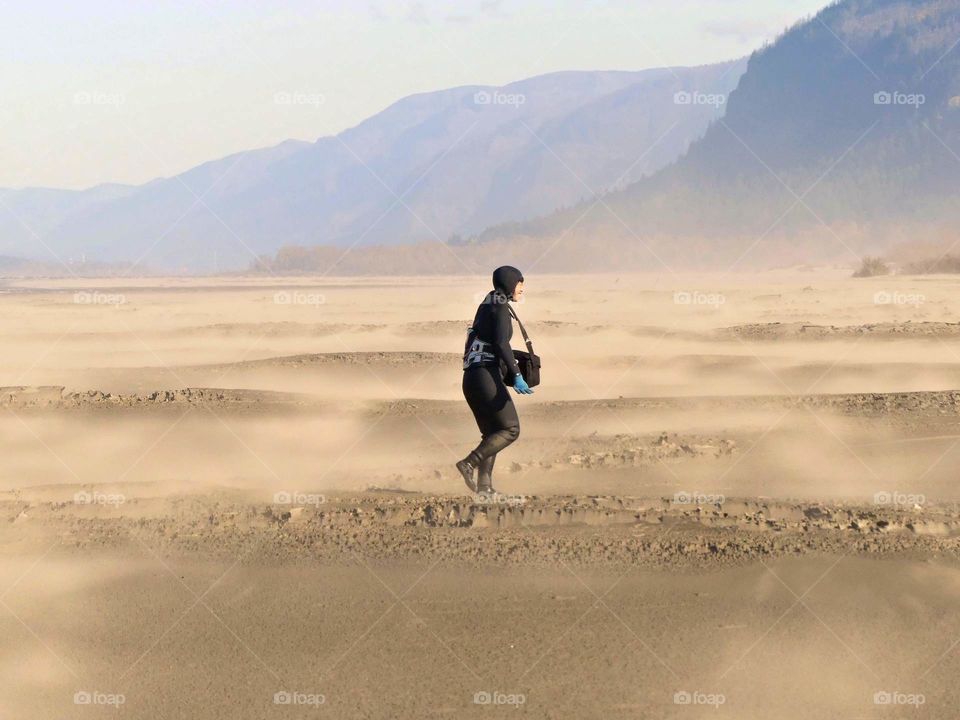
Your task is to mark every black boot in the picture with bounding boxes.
[477,455,499,497]
[476,482,500,498]
[456,455,479,493]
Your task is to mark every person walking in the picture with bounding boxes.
[456,266,533,496]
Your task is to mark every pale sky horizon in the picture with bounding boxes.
[3,0,831,190]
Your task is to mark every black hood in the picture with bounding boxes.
[492,266,524,300]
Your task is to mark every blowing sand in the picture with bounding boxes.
[3,271,960,718]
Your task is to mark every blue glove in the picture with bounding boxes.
[513,374,534,394]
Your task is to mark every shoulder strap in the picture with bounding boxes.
[507,305,534,353]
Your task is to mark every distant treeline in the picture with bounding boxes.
[902,255,960,275]
[853,253,960,277]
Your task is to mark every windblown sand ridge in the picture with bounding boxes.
[6,492,960,570]
[7,382,960,417]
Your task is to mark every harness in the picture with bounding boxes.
[463,292,501,369]
[463,336,496,368]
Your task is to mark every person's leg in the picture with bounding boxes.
[465,367,519,462]
[459,368,492,489]
[460,367,519,492]
[472,423,519,461]
[477,453,495,489]
[458,368,487,490]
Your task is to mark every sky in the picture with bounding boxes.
[1,0,831,190]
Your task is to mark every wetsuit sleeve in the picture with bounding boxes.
[494,303,520,383]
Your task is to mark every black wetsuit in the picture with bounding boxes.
[462,291,521,477]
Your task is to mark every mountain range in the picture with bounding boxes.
[474,0,960,270]
[6,0,956,276]
[0,61,744,273]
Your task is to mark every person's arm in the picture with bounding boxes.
[493,302,521,383]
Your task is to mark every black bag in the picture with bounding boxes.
[503,305,541,387]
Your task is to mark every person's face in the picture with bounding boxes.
[513,280,524,301]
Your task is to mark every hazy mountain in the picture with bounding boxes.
[0,62,744,272]
[0,184,135,261]
[476,0,960,270]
